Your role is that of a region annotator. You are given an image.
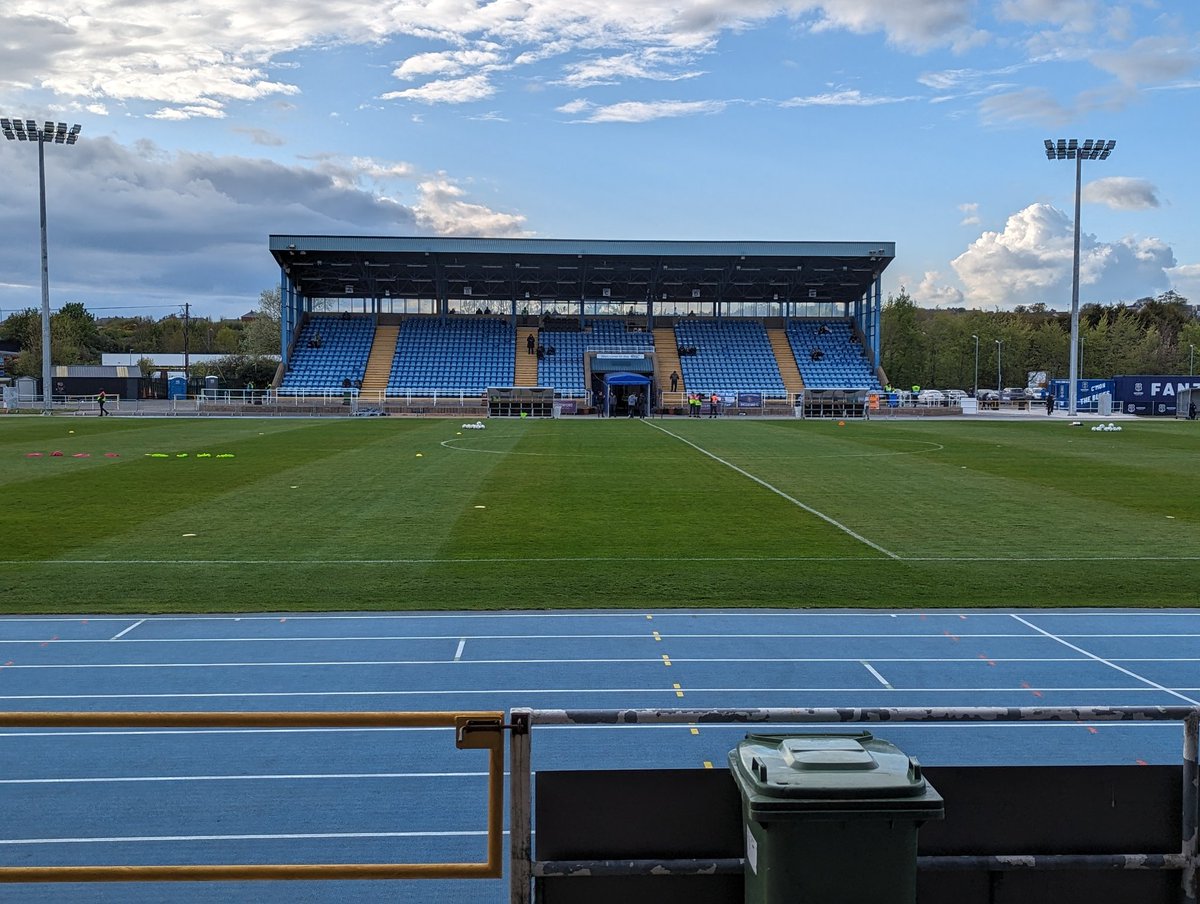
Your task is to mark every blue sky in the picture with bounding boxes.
[1,1,1197,321]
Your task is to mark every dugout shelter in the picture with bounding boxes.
[268,236,894,368]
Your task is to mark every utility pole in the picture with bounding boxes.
[182,302,190,386]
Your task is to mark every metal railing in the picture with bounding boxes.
[0,710,505,884]
[508,706,1199,904]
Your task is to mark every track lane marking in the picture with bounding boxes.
[1009,614,1200,706]
[109,619,145,641]
[861,661,894,688]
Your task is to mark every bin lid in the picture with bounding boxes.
[729,732,943,816]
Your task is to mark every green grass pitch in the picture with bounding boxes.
[1,415,1197,613]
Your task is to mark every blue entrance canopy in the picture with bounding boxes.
[604,372,651,386]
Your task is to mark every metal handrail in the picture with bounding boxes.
[509,706,1199,904]
[0,710,505,883]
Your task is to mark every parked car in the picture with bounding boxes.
[944,389,968,402]
[917,389,946,405]
[976,389,999,401]
[1001,387,1028,401]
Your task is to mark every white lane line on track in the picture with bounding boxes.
[454,639,466,661]
[0,686,1187,702]
[109,619,144,641]
[0,830,493,845]
[0,723,1179,742]
[1009,614,1200,706]
[2,631,1148,644]
[861,661,893,689]
[4,657,1185,672]
[0,771,487,785]
[642,420,900,559]
[5,611,1197,622]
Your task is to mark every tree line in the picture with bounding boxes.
[880,290,1199,391]
[6,286,1196,393]
[0,289,282,385]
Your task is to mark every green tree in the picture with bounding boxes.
[241,288,282,356]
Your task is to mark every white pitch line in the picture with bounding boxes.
[861,661,894,689]
[454,638,466,661]
[0,829,491,846]
[0,555,881,565]
[0,771,486,785]
[643,421,900,559]
[109,619,145,641]
[1010,614,1200,706]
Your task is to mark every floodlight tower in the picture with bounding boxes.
[1044,137,1115,417]
[1,118,82,414]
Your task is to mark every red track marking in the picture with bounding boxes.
[1087,727,1099,735]
[1136,759,1148,766]
[959,615,967,620]
[280,618,287,623]
[943,631,959,642]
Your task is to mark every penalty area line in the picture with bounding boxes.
[643,420,899,560]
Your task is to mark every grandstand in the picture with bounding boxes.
[267,236,894,410]
[538,319,654,397]
[673,318,786,398]
[787,319,883,391]
[277,315,374,395]
[388,316,514,395]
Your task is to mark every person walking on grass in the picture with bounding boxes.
[96,389,108,417]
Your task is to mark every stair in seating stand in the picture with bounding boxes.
[653,327,685,412]
[515,327,540,386]
[360,323,399,400]
[768,328,805,404]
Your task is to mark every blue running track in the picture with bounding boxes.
[1,609,1197,902]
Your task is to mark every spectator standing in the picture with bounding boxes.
[709,392,719,418]
[669,370,679,392]
[96,389,108,417]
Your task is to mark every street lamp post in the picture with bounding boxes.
[1,118,81,414]
[1190,344,1195,377]
[995,339,1003,393]
[1079,336,1085,380]
[971,333,979,396]
[1045,137,1115,417]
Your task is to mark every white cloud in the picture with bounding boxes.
[556,99,592,115]
[978,87,1071,125]
[573,99,727,123]
[0,1,993,119]
[0,136,524,319]
[958,202,980,226]
[913,271,964,307]
[392,49,505,82]
[1165,263,1200,305]
[1082,177,1160,211]
[781,88,918,107]
[413,178,528,237]
[1090,36,1200,86]
[806,0,984,52]
[951,202,1176,308]
[556,52,704,88]
[381,75,496,105]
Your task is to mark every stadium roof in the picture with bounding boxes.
[268,236,894,305]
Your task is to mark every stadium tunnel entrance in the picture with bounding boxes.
[596,368,652,418]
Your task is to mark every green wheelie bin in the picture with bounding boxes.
[728,731,943,903]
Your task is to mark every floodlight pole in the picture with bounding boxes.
[1190,344,1195,377]
[1,118,81,414]
[971,334,979,396]
[1045,138,1115,417]
[995,339,1003,393]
